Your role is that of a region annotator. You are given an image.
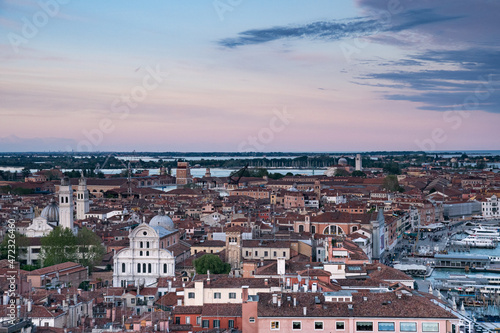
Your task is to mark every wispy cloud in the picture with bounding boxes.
[218,9,460,48]
[357,49,500,112]
[218,18,382,48]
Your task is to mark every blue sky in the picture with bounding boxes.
[0,0,499,152]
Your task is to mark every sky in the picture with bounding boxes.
[0,0,499,152]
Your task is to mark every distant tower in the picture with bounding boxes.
[355,154,362,171]
[314,180,321,200]
[226,227,242,270]
[176,162,193,185]
[76,172,89,220]
[58,177,74,230]
[205,168,211,178]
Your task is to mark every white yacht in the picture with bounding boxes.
[452,236,497,248]
[467,226,500,241]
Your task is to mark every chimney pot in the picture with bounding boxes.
[303,306,307,316]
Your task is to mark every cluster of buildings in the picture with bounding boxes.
[1,157,499,332]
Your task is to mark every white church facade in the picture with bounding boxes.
[113,209,177,287]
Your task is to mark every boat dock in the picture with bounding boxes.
[433,253,491,270]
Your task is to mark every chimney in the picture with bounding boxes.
[363,296,368,301]
[168,280,172,292]
[272,294,277,305]
[378,266,381,271]
[242,286,249,302]
[303,306,307,316]
[265,278,268,286]
[74,294,78,304]
[27,300,32,313]
[207,270,211,285]
[293,297,297,307]
[348,304,353,310]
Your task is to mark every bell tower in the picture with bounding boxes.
[59,177,74,230]
[76,172,89,220]
[225,227,242,270]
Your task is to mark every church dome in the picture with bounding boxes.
[41,198,59,223]
[338,157,348,166]
[149,208,174,231]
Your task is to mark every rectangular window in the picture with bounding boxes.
[255,251,258,256]
[214,292,221,299]
[314,321,324,330]
[188,292,195,299]
[229,319,234,328]
[202,320,209,328]
[174,317,180,325]
[422,323,439,332]
[293,321,301,330]
[229,292,236,299]
[246,251,249,256]
[249,317,255,323]
[356,322,373,331]
[196,316,201,325]
[336,322,345,330]
[274,251,277,257]
[213,320,220,328]
[400,322,417,332]
[186,316,190,324]
[271,321,280,330]
[378,322,395,331]
[264,251,269,257]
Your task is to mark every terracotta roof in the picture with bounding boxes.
[201,303,241,317]
[256,291,456,319]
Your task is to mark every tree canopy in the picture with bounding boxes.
[39,227,105,271]
[193,254,231,275]
[0,231,28,262]
[382,175,404,192]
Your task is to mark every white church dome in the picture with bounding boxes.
[149,208,174,231]
[41,198,59,223]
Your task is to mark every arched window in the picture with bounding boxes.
[147,242,150,248]
[122,263,126,273]
[298,225,304,232]
[137,263,141,273]
[323,225,344,235]
[311,226,316,234]
[143,263,146,273]
[163,263,167,274]
[140,241,143,248]
[146,251,149,256]
[148,263,152,273]
[140,251,143,256]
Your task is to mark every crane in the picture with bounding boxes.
[228,164,249,187]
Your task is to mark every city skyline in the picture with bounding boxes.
[1,0,499,152]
